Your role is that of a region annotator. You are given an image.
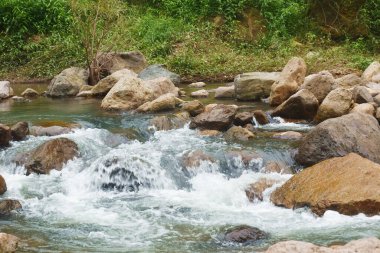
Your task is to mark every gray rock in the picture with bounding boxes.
[353,86,373,103]
[96,51,147,75]
[223,225,269,243]
[300,71,335,103]
[138,64,180,85]
[47,67,89,97]
[0,81,14,99]
[215,86,235,99]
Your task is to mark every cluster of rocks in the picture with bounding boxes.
[0,80,39,103]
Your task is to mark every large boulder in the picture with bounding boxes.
[224,126,254,142]
[215,86,235,99]
[0,124,12,148]
[272,153,380,216]
[190,104,238,131]
[181,100,205,117]
[0,233,20,253]
[144,77,179,97]
[333,74,365,89]
[264,237,380,253]
[137,93,182,113]
[223,225,268,243]
[91,69,137,97]
[353,86,373,103]
[269,57,307,106]
[0,81,14,99]
[11,122,29,141]
[234,72,280,101]
[0,199,22,215]
[362,61,380,82]
[299,71,335,103]
[271,89,319,120]
[138,64,180,85]
[314,88,353,122]
[47,67,89,97]
[295,113,380,166]
[23,138,79,175]
[96,51,147,75]
[0,175,6,195]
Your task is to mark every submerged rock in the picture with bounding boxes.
[296,113,380,166]
[271,153,380,216]
[190,104,237,131]
[150,112,190,131]
[224,126,254,142]
[0,124,12,148]
[191,89,209,98]
[47,67,89,97]
[263,161,293,174]
[272,131,302,140]
[29,126,72,136]
[0,175,6,195]
[0,233,20,253]
[181,100,205,117]
[223,225,269,243]
[11,121,29,141]
[21,88,39,98]
[0,199,22,215]
[188,82,206,88]
[138,64,180,85]
[101,167,140,192]
[181,150,215,169]
[245,178,278,202]
[24,138,79,175]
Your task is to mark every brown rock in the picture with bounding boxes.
[198,130,221,136]
[224,225,269,243]
[144,77,179,97]
[271,153,380,216]
[182,150,215,168]
[0,124,12,148]
[137,93,182,113]
[150,112,190,131]
[376,108,380,121]
[225,150,262,168]
[191,89,209,98]
[0,233,20,253]
[91,69,137,97]
[234,112,254,126]
[96,51,147,75]
[264,161,293,174]
[190,104,237,131]
[215,86,235,99]
[350,103,375,115]
[224,126,255,142]
[0,199,22,215]
[334,74,364,89]
[0,175,6,195]
[11,122,29,141]
[253,110,270,125]
[300,71,335,103]
[21,88,39,98]
[182,100,205,117]
[272,131,302,140]
[245,178,277,202]
[362,61,380,82]
[314,88,353,122]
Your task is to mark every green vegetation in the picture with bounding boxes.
[0,0,379,81]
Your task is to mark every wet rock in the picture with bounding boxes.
[138,64,180,85]
[314,88,353,122]
[334,74,364,89]
[24,138,79,175]
[76,90,93,97]
[224,126,254,142]
[189,82,206,88]
[198,130,221,136]
[182,100,205,117]
[272,131,302,140]
[91,69,137,97]
[11,122,29,141]
[96,51,147,75]
[101,167,140,192]
[0,233,20,253]
[246,178,277,202]
[272,153,380,216]
[190,104,238,131]
[0,124,12,148]
[271,89,319,120]
[0,199,22,215]
[182,150,215,168]
[29,126,72,136]
[0,81,14,99]
[362,61,380,82]
[234,112,254,126]
[47,67,88,97]
[191,89,209,98]
[150,112,190,131]
[300,71,335,103]
[296,113,380,166]
[224,225,269,243]
[137,93,182,113]
[21,88,39,98]
[234,72,280,101]
[263,161,293,174]
[0,175,6,195]
[353,86,373,104]
[225,150,262,168]
[350,103,375,115]
[269,57,307,106]
[215,86,235,99]
[264,237,380,253]
[253,110,270,125]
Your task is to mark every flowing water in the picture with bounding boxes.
[0,84,380,252]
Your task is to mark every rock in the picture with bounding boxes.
[191,89,209,98]
[21,88,39,98]
[376,108,380,121]
[10,122,29,141]
[204,103,218,112]
[245,178,277,202]
[263,237,380,253]
[29,126,72,136]
[182,150,215,168]
[198,130,221,136]
[24,138,79,175]
[190,104,238,131]
[47,67,89,97]
[296,113,380,166]
[362,61,380,82]
[253,110,270,125]
[272,131,302,140]
[271,89,319,120]
[225,150,262,168]
[272,153,380,216]
[138,64,180,85]
[0,81,13,99]
[144,77,179,97]
[76,90,93,97]
[181,100,205,117]
[91,69,138,97]
[96,51,147,75]
[223,225,268,243]
[137,93,182,113]
[224,126,254,142]
[189,82,206,88]
[11,96,29,102]
[263,161,293,174]
[0,233,20,253]
[0,124,12,148]
[79,84,93,92]
[350,103,375,115]
[0,175,6,195]
[353,86,373,103]
[215,86,235,99]
[234,72,280,101]
[150,112,190,131]
[234,112,254,126]
[300,71,335,103]
[334,74,364,89]
[375,94,380,106]
[314,88,353,122]
[269,57,307,106]
[0,199,22,215]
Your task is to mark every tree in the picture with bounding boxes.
[70,0,122,85]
